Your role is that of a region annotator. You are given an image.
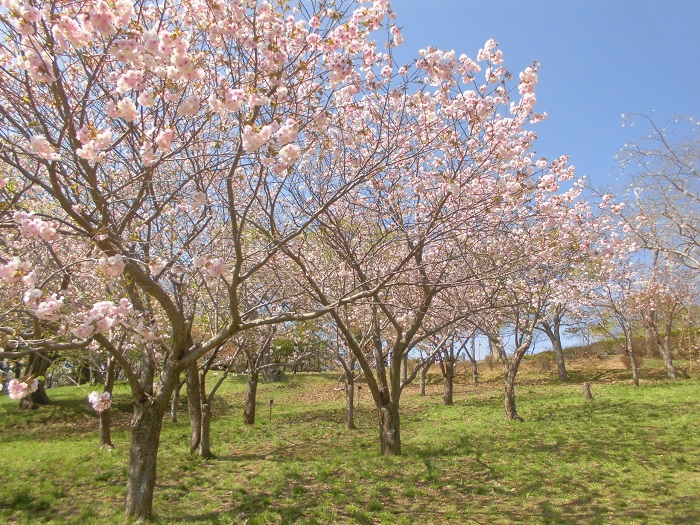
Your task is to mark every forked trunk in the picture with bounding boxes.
[345,380,356,429]
[378,402,401,455]
[199,402,213,458]
[243,371,259,425]
[124,397,167,520]
[186,364,202,453]
[542,321,568,382]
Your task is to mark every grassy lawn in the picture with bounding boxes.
[1,366,699,524]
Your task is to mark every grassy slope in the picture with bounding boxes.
[1,364,699,525]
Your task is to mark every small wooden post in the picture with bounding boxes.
[269,398,273,422]
[582,382,593,400]
[356,384,361,405]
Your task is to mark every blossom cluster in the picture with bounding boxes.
[0,256,31,284]
[99,254,126,277]
[7,378,39,400]
[88,391,112,413]
[72,298,133,339]
[194,255,229,281]
[76,126,112,163]
[23,288,64,320]
[13,211,58,242]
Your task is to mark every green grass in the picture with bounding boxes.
[1,368,699,524]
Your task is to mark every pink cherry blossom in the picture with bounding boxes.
[116,69,144,94]
[0,256,31,283]
[149,258,167,275]
[177,95,201,116]
[7,378,39,400]
[13,211,58,241]
[30,135,60,161]
[88,391,112,412]
[34,294,64,321]
[155,129,174,151]
[279,144,301,165]
[108,98,138,122]
[99,254,126,277]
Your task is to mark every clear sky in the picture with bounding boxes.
[391,0,700,190]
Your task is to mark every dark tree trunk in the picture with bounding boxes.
[186,363,202,453]
[378,401,401,455]
[198,370,214,458]
[99,358,117,449]
[443,360,454,406]
[419,365,428,396]
[124,396,167,520]
[541,321,568,382]
[199,401,213,458]
[504,369,522,421]
[625,332,640,387]
[243,370,259,425]
[401,355,408,384]
[99,407,113,449]
[661,349,678,380]
[170,378,183,423]
[345,380,356,429]
[660,320,678,380]
[629,351,640,387]
[23,352,52,406]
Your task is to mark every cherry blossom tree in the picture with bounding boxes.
[277,33,595,447]
[0,0,399,518]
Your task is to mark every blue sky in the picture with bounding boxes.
[392,0,700,190]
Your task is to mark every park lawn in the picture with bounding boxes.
[1,369,699,524]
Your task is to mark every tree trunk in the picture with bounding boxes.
[625,331,640,387]
[345,380,356,429]
[243,370,259,425]
[199,401,213,458]
[23,352,52,406]
[468,355,478,384]
[186,364,202,453]
[99,358,117,449]
[582,382,593,400]
[660,321,678,380]
[170,378,183,423]
[378,402,401,455]
[443,361,454,406]
[419,365,427,396]
[99,407,114,449]
[504,370,522,421]
[661,349,678,380]
[629,351,640,387]
[553,346,568,382]
[541,321,568,382]
[124,396,167,520]
[401,355,408,384]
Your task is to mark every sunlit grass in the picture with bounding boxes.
[2,368,699,524]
